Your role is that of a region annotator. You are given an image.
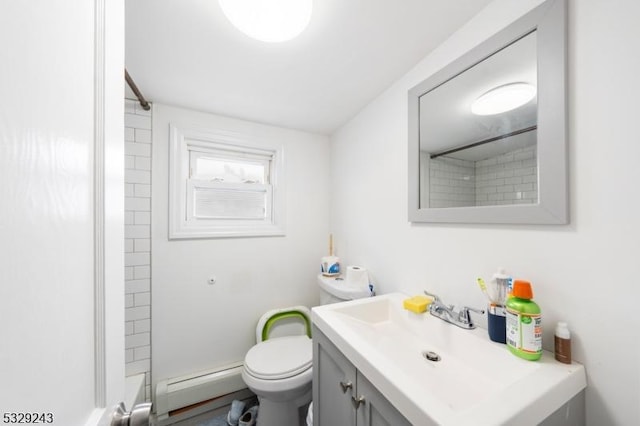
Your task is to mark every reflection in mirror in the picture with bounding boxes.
[419,31,538,209]
[408,0,567,225]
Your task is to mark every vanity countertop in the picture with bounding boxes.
[312,293,586,426]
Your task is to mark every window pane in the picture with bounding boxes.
[193,186,267,220]
[194,156,267,184]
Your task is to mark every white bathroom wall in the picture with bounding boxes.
[151,104,330,389]
[330,0,640,425]
[124,99,153,400]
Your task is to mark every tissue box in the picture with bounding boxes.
[403,295,432,313]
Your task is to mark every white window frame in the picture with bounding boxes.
[169,124,285,239]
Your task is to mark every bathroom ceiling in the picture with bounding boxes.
[125,0,493,135]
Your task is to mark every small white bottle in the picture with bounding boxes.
[554,322,572,364]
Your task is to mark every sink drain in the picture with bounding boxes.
[422,351,441,362]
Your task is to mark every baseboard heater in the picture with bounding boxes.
[155,362,246,420]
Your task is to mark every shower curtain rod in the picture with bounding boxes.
[125,69,150,111]
[430,125,537,159]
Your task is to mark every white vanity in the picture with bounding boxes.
[312,293,586,426]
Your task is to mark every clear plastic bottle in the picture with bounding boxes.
[554,322,572,364]
[506,280,542,361]
[491,267,512,304]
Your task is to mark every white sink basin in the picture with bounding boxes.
[312,293,586,425]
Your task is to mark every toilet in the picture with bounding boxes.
[317,273,372,305]
[241,274,372,426]
[241,306,312,426]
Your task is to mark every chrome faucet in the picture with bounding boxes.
[423,290,485,329]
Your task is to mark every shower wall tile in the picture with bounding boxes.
[135,211,151,225]
[125,238,134,253]
[125,113,151,129]
[126,279,150,294]
[125,98,152,401]
[428,157,476,208]
[134,184,151,198]
[428,145,538,208]
[125,126,135,141]
[125,197,150,211]
[134,319,151,334]
[125,141,151,157]
[125,183,135,197]
[134,239,150,253]
[134,292,151,307]
[125,306,150,322]
[135,129,152,143]
[134,265,150,280]
[125,359,151,377]
[126,332,150,349]
[476,146,537,206]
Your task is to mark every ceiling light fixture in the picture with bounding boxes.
[471,83,536,116]
[219,0,312,43]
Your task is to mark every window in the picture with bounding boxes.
[169,124,285,238]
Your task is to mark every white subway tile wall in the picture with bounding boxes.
[429,145,537,208]
[124,99,152,400]
[475,146,537,206]
[429,157,476,208]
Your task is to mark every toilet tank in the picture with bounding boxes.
[317,274,371,305]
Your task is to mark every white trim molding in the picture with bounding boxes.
[168,124,286,239]
[94,0,126,418]
[94,0,107,408]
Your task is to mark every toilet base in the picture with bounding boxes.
[256,388,311,426]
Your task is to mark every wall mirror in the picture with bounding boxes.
[408,0,567,224]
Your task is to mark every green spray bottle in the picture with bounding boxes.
[506,280,542,361]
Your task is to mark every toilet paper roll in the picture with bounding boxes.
[345,265,369,288]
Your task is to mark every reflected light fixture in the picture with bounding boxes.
[471,83,536,115]
[219,0,312,43]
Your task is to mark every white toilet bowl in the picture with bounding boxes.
[242,307,312,426]
[242,276,372,426]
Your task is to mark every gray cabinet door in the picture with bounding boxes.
[355,373,412,426]
[313,328,357,426]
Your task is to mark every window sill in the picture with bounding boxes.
[169,223,285,240]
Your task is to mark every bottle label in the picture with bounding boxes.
[506,309,542,353]
[554,336,572,364]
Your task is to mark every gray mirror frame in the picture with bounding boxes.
[408,0,567,225]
